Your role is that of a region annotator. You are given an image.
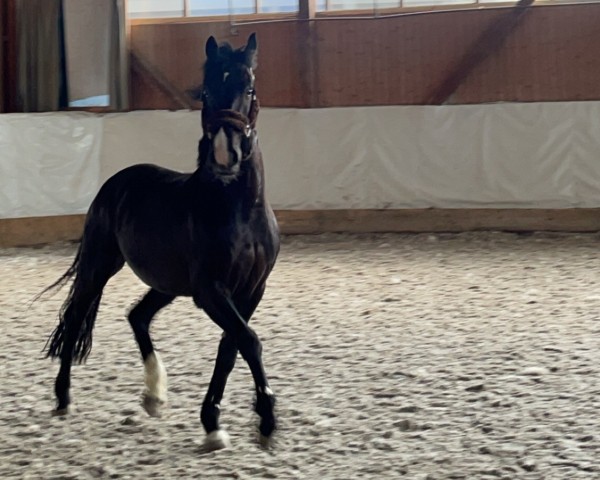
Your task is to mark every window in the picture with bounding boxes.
[64,0,112,107]
[190,0,255,15]
[128,0,184,18]
[128,0,299,18]
[259,0,300,13]
[128,0,539,19]
[319,0,516,11]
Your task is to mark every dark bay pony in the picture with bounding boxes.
[41,34,279,450]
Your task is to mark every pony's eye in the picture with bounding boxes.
[246,88,255,96]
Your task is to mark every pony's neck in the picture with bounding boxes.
[191,145,265,211]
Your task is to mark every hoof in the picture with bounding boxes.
[52,407,69,417]
[142,393,166,418]
[202,429,231,452]
[258,432,275,450]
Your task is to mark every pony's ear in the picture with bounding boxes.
[245,33,258,69]
[205,36,218,59]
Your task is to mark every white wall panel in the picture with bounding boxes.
[0,113,101,218]
[2,102,600,219]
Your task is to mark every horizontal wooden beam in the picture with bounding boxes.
[0,214,86,247]
[276,209,600,234]
[3,209,600,247]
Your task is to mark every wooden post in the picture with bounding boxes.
[299,0,316,19]
[0,0,18,113]
[1,0,17,112]
[123,0,131,111]
[0,0,5,112]
[298,0,318,107]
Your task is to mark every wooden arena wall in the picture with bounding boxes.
[130,3,600,109]
[3,3,600,246]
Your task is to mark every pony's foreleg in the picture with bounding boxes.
[127,289,174,417]
[201,294,262,451]
[195,285,276,449]
[200,333,237,450]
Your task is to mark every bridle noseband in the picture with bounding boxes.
[201,95,260,160]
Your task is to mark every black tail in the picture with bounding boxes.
[35,244,81,302]
[40,244,100,364]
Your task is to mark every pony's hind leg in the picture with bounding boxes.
[52,286,102,414]
[49,242,124,415]
[127,289,174,417]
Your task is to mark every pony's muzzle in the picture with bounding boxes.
[212,127,243,172]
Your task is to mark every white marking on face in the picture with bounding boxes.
[232,94,244,113]
[223,71,230,82]
[232,132,242,163]
[144,351,167,402]
[214,128,229,167]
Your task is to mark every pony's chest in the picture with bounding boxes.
[208,234,272,289]
[216,235,262,270]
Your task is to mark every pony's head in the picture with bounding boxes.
[200,33,258,118]
[196,34,260,184]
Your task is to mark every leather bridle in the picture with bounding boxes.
[201,94,260,160]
